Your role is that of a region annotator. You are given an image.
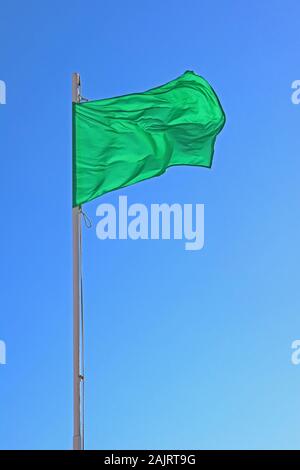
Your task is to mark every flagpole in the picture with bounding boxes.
[72,72,82,450]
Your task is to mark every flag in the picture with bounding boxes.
[73,70,225,206]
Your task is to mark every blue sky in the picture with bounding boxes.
[0,0,300,450]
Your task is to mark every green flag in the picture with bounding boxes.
[73,71,225,207]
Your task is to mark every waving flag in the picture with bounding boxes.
[73,71,225,206]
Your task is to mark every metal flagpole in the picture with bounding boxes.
[72,72,82,450]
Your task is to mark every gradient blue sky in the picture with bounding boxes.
[1,0,300,450]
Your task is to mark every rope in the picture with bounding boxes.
[81,209,92,229]
[80,275,85,449]
[79,95,89,103]
[79,211,85,449]
[78,207,92,450]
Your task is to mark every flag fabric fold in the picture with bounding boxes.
[73,70,225,207]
